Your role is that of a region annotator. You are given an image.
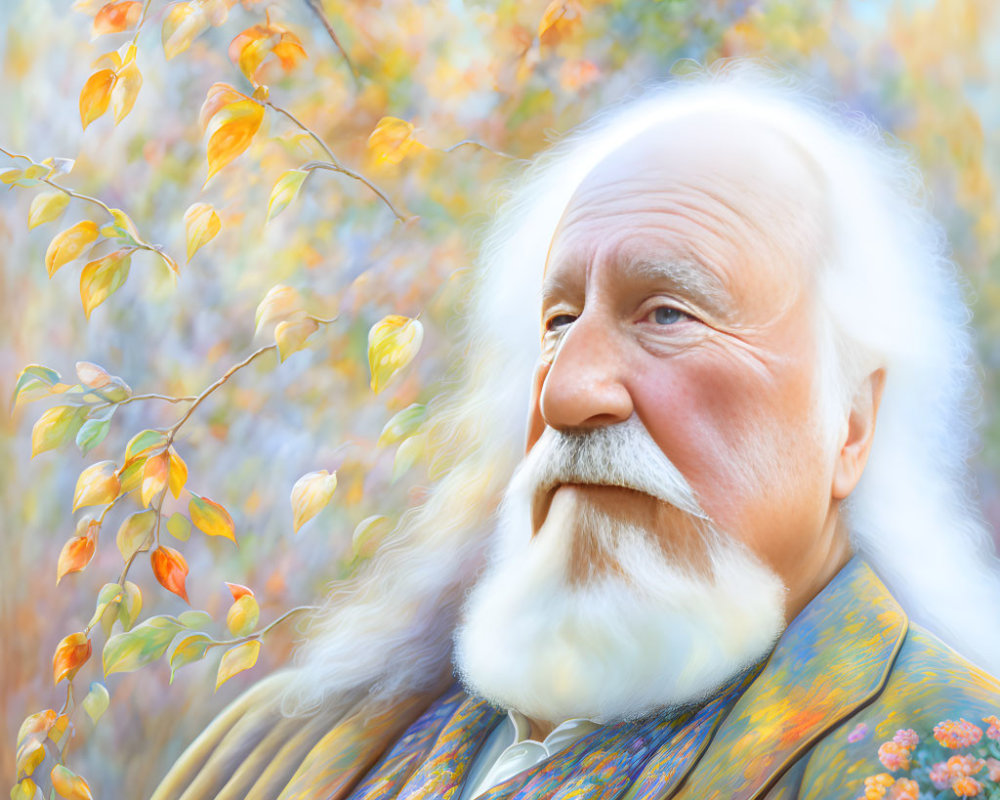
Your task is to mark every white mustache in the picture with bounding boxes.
[520,415,709,524]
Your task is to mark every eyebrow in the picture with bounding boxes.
[541,255,733,318]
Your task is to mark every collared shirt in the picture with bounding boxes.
[459,709,603,800]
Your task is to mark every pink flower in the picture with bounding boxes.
[930,762,952,790]
[983,715,1000,741]
[985,758,1000,782]
[848,722,871,743]
[945,754,984,778]
[933,719,983,749]
[878,741,911,772]
[892,729,919,748]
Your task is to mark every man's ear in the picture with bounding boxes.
[832,367,886,500]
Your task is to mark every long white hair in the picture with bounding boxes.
[283,61,1000,715]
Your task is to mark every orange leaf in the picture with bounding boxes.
[366,117,421,167]
[45,220,99,277]
[151,545,189,602]
[52,632,92,684]
[50,764,93,800]
[224,581,253,601]
[79,69,116,129]
[79,248,131,319]
[93,1,142,35]
[56,535,97,584]
[140,450,168,507]
[189,494,236,541]
[205,99,264,180]
[16,710,56,748]
[538,0,583,46]
[228,23,306,82]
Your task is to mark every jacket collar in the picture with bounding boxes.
[664,555,908,800]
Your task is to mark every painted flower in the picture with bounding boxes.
[892,729,919,748]
[945,754,984,778]
[888,778,919,800]
[848,722,871,743]
[983,715,1000,741]
[863,773,896,800]
[950,776,982,797]
[878,741,911,772]
[930,762,952,790]
[933,719,983,749]
[985,758,1000,782]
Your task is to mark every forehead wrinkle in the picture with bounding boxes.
[623,256,732,316]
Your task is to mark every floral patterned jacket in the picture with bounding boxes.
[151,557,1000,800]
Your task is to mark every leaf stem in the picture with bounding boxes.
[41,177,116,218]
[0,146,32,163]
[130,0,155,47]
[265,101,409,222]
[205,605,320,649]
[301,0,359,87]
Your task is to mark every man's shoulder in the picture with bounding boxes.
[795,621,1000,800]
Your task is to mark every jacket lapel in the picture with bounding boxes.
[665,557,908,800]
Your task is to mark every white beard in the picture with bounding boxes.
[453,417,787,725]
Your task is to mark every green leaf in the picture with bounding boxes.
[30,406,86,457]
[102,615,183,676]
[125,429,167,461]
[117,581,142,631]
[178,610,212,629]
[10,364,64,413]
[266,169,308,222]
[169,633,213,683]
[81,682,109,724]
[377,404,426,447]
[88,583,123,632]
[76,416,111,455]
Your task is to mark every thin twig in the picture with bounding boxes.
[442,139,523,161]
[130,0,154,47]
[204,605,320,649]
[266,101,409,222]
[119,393,199,406]
[40,177,116,217]
[301,0,359,87]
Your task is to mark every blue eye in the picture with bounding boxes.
[653,307,685,324]
[546,314,577,331]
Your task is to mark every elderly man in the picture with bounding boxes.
[152,66,1000,800]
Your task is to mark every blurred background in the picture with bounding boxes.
[2,0,999,795]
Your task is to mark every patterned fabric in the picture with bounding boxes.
[150,556,1000,800]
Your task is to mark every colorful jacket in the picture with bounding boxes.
[151,557,1000,800]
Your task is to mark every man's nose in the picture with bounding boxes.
[538,313,634,430]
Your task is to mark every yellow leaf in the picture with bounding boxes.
[107,207,141,241]
[352,514,392,558]
[275,313,319,361]
[189,494,236,541]
[215,639,260,690]
[183,202,221,261]
[11,777,41,800]
[16,710,56,749]
[31,406,85,457]
[115,509,156,560]
[50,763,93,800]
[392,432,426,482]
[226,594,260,636]
[124,428,168,461]
[266,169,308,222]
[80,248,131,319]
[73,459,120,510]
[205,99,264,180]
[140,449,169,507]
[28,191,70,229]
[15,738,45,779]
[88,582,123,635]
[79,68,116,129]
[166,512,191,541]
[45,220,99,277]
[169,633,212,682]
[538,0,583,45]
[366,117,421,167]
[198,82,247,130]
[118,580,142,630]
[367,315,423,393]
[254,284,304,332]
[162,2,208,60]
[168,447,188,497]
[111,58,142,124]
[290,469,337,532]
[377,403,426,447]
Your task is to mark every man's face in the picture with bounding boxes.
[527,114,842,620]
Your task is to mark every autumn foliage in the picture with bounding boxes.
[3,0,1000,797]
